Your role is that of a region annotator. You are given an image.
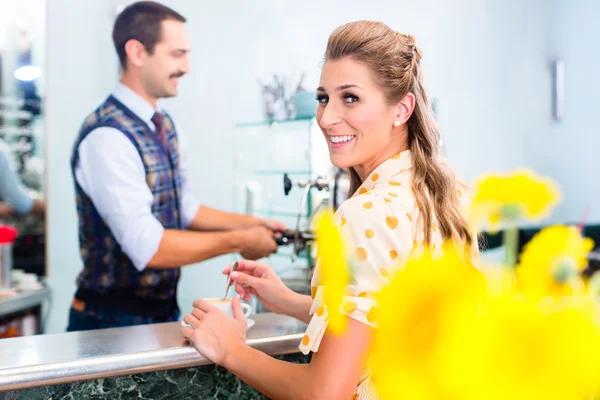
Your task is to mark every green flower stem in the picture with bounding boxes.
[503,226,519,268]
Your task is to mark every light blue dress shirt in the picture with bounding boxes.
[0,140,34,215]
[74,83,200,271]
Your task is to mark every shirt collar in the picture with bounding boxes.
[112,82,157,127]
[352,150,412,197]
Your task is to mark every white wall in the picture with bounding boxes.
[45,0,124,333]
[45,0,555,333]
[544,0,600,224]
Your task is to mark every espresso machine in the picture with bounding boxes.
[269,168,349,301]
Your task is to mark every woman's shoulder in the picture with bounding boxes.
[337,183,415,216]
[333,189,417,241]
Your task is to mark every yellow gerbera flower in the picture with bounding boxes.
[471,169,560,230]
[586,271,600,298]
[452,294,600,400]
[370,244,485,399]
[314,209,350,335]
[517,225,594,299]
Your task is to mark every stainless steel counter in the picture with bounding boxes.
[0,313,306,391]
[0,286,51,319]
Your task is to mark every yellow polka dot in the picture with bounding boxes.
[413,240,419,249]
[371,173,379,181]
[390,249,398,260]
[457,189,463,198]
[392,153,401,160]
[422,239,427,247]
[384,197,392,203]
[388,192,398,198]
[367,306,378,323]
[399,168,407,173]
[311,286,317,299]
[432,224,437,232]
[302,335,310,346]
[355,247,368,261]
[340,215,346,227]
[358,292,367,298]
[389,180,401,186]
[316,306,325,317]
[363,201,373,209]
[386,216,398,229]
[359,187,368,195]
[406,213,412,222]
[432,243,436,253]
[344,301,357,313]
[365,229,375,239]
[379,268,388,277]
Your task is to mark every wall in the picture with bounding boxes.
[44,0,554,333]
[544,0,600,225]
[45,0,124,333]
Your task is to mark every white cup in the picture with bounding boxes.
[181,298,252,330]
[203,298,252,319]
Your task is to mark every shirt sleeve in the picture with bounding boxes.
[171,120,201,229]
[74,128,164,271]
[300,193,414,355]
[0,145,34,215]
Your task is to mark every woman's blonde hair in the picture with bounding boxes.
[325,21,472,247]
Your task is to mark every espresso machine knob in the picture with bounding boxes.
[283,173,292,196]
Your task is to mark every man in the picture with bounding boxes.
[0,139,45,219]
[67,1,283,331]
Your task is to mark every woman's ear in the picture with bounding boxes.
[394,92,416,125]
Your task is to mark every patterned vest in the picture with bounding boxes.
[70,95,182,316]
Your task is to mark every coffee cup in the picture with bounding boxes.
[181,298,252,329]
[202,298,252,318]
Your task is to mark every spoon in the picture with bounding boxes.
[222,261,239,301]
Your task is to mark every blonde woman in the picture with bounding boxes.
[182,20,477,399]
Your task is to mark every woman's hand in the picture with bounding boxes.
[223,260,297,315]
[181,296,247,366]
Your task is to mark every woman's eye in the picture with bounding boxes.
[316,94,328,104]
[343,94,359,104]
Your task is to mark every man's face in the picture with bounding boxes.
[142,19,191,99]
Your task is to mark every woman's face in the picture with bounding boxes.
[316,57,412,180]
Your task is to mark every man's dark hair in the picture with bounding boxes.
[112,1,186,69]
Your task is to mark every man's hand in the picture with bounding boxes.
[238,226,278,260]
[0,203,15,219]
[260,219,286,233]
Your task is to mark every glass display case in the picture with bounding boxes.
[232,117,337,299]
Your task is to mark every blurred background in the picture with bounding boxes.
[1,0,597,335]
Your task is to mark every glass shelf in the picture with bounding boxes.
[235,116,314,128]
[253,170,311,176]
[254,210,308,218]
[272,247,311,259]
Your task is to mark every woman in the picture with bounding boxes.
[182,20,477,399]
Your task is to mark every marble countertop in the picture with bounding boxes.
[0,313,307,391]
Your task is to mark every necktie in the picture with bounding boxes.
[151,112,170,151]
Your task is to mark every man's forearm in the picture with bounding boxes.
[147,229,245,269]
[30,199,45,216]
[0,202,15,219]
[187,205,261,231]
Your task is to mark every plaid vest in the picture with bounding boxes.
[70,95,182,316]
